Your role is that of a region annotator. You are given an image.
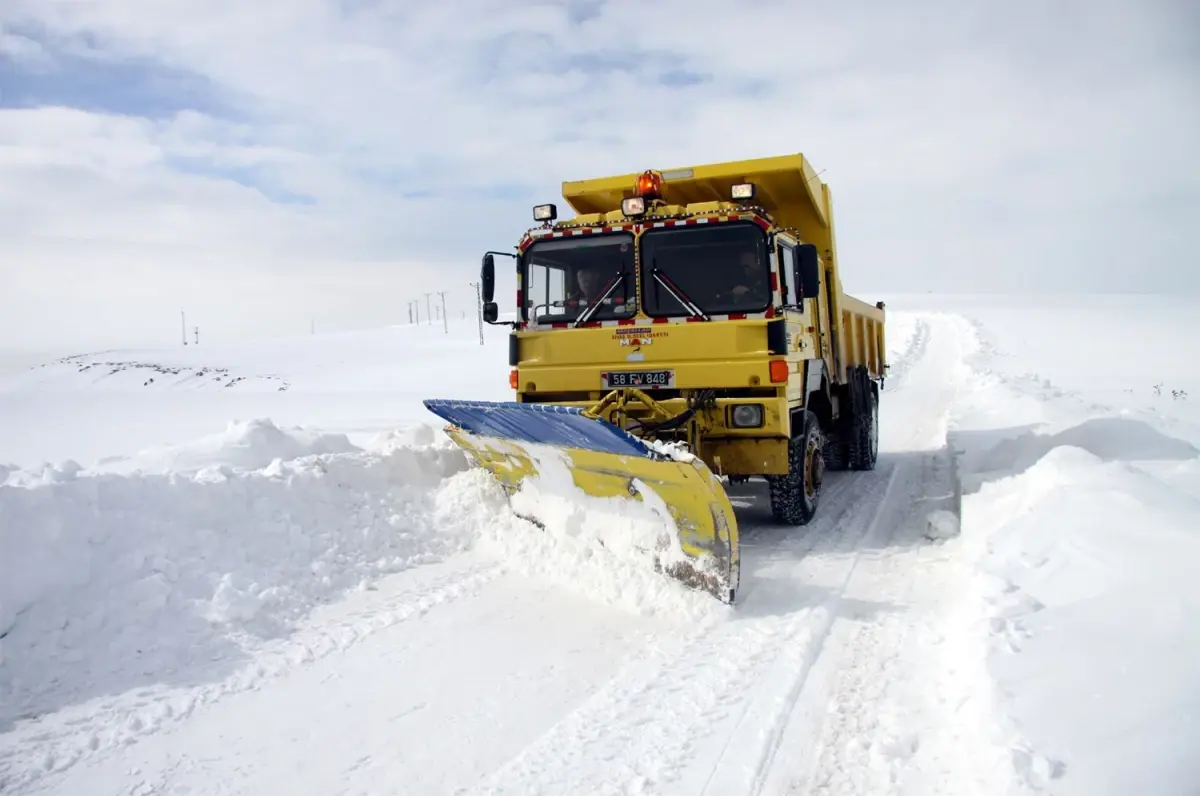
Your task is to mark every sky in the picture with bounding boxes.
[1,0,1197,352]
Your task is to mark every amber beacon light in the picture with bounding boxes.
[634,169,664,198]
[622,169,665,217]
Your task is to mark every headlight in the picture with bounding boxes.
[731,182,756,201]
[621,196,646,217]
[730,404,764,428]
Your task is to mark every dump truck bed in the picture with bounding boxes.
[562,153,829,240]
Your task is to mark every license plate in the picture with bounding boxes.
[601,369,675,389]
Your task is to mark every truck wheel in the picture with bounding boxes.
[848,384,878,470]
[822,434,849,471]
[767,410,823,525]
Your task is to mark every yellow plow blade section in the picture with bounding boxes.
[423,399,739,603]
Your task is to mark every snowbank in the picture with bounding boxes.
[89,417,362,476]
[0,427,473,728]
[973,416,1198,478]
[0,416,726,749]
[950,320,1200,795]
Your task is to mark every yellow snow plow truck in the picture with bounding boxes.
[425,153,886,604]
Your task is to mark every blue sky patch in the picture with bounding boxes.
[164,155,316,205]
[2,23,238,121]
[565,0,605,26]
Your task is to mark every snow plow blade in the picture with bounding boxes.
[423,398,740,603]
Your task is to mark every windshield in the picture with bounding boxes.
[522,233,636,324]
[639,222,771,318]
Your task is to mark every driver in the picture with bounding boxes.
[568,265,605,305]
[729,250,767,301]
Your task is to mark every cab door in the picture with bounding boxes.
[776,238,829,362]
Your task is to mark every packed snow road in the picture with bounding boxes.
[3,314,1001,795]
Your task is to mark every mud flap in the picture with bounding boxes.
[423,399,740,603]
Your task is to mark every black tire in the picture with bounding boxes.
[822,433,849,472]
[767,410,824,525]
[848,384,879,471]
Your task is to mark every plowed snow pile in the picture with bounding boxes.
[1,425,465,727]
[936,296,1200,795]
[0,415,717,789]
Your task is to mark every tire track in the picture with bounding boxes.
[467,313,941,795]
[688,315,950,795]
[762,313,972,795]
[884,317,930,390]
[700,461,905,796]
[466,465,899,796]
[770,461,940,795]
[0,555,505,794]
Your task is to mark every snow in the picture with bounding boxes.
[1,297,1198,795]
[439,438,722,621]
[0,322,515,467]
[643,437,697,462]
[934,295,1200,796]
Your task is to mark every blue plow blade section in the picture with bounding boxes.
[421,399,660,458]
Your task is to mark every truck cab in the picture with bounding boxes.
[478,153,886,527]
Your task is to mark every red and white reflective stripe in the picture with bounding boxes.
[545,225,636,238]
[647,217,710,228]
[528,311,774,331]
[518,224,637,250]
[517,212,767,251]
[645,213,768,230]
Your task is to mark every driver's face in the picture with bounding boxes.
[739,252,757,273]
[578,269,600,293]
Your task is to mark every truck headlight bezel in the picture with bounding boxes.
[621,196,646,217]
[729,403,764,428]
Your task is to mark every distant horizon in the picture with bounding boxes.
[1,289,1194,365]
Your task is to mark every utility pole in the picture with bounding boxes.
[181,310,187,345]
[437,290,448,334]
[424,292,432,325]
[470,281,483,345]
[193,326,199,345]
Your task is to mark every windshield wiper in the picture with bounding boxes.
[651,263,710,321]
[575,272,626,327]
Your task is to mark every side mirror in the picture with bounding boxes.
[481,253,496,303]
[482,301,498,324]
[795,243,820,299]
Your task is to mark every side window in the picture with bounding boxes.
[778,242,799,305]
[526,263,567,322]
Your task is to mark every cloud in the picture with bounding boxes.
[1,0,1197,350]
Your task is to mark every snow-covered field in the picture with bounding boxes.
[1,295,1197,795]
